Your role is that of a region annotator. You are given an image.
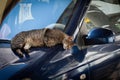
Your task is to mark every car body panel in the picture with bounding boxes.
[0,0,120,80]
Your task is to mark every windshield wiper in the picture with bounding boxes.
[0,39,11,43]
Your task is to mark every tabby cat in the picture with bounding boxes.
[11,28,74,59]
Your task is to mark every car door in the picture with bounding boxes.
[80,0,120,80]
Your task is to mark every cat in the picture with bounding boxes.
[11,28,74,59]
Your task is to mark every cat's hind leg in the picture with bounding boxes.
[12,49,24,59]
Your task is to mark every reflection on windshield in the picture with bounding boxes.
[19,3,34,24]
[0,24,11,39]
[0,0,73,40]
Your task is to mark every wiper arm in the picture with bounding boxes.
[0,39,11,43]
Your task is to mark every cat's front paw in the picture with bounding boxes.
[17,54,24,59]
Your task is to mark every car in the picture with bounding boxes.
[0,0,120,80]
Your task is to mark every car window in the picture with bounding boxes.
[76,0,120,50]
[84,0,120,35]
[0,0,75,40]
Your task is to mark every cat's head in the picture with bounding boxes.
[63,36,75,49]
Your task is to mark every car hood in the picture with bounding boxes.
[0,42,120,80]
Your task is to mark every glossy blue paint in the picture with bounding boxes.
[65,0,91,36]
[0,63,26,80]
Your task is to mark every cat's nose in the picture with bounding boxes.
[65,46,71,50]
[63,46,67,49]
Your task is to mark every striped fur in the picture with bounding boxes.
[11,28,74,59]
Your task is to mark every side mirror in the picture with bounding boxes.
[84,28,115,45]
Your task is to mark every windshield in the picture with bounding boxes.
[0,0,74,40]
